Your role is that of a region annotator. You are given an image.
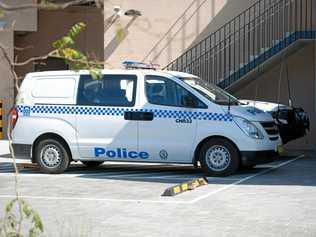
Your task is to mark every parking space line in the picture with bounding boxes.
[0,171,197,179]
[0,170,240,181]
[0,172,98,178]
[0,194,189,204]
[0,158,28,163]
[189,155,304,204]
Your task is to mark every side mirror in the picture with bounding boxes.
[182,95,196,108]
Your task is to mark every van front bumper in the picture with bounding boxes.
[240,150,279,166]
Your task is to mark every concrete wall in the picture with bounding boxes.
[191,0,259,46]
[103,0,262,68]
[103,0,227,68]
[0,29,14,139]
[0,5,103,138]
[14,6,104,77]
[2,0,37,32]
[234,43,315,151]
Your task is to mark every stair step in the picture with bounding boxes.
[260,47,270,53]
[272,39,280,45]
[222,70,236,77]
[250,55,258,61]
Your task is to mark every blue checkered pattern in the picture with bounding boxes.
[17,105,233,122]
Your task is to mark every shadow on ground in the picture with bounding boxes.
[1,155,315,186]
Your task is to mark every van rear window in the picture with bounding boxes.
[32,77,76,99]
[77,74,137,107]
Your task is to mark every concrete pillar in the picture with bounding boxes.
[314,41,316,152]
[312,0,316,30]
[0,29,14,139]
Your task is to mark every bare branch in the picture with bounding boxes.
[14,45,34,51]
[12,49,58,66]
[0,42,24,236]
[11,50,107,68]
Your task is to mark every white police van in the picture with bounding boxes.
[10,62,282,176]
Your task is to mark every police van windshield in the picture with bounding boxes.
[181,77,240,105]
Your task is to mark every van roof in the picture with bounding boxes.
[26,69,140,77]
[25,69,198,79]
[27,69,197,81]
[164,71,198,79]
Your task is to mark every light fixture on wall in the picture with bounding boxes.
[112,6,141,17]
[124,9,142,17]
[113,6,122,16]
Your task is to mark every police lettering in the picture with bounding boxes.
[94,147,149,159]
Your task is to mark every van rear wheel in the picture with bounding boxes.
[81,161,104,167]
[199,138,240,176]
[34,139,70,174]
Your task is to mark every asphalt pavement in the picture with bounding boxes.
[0,141,315,237]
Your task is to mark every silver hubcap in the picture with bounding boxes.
[40,145,62,168]
[205,145,231,172]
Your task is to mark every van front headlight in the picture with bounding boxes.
[233,116,264,139]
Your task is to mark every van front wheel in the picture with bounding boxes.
[35,139,70,174]
[199,138,240,176]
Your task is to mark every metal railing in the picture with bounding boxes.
[165,0,315,88]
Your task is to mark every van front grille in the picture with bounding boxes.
[260,122,279,137]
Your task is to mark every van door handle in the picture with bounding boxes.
[124,111,133,120]
[124,112,154,121]
[141,112,154,121]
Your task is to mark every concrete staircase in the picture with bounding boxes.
[165,0,316,90]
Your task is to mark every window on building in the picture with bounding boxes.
[34,57,69,72]
[145,75,207,108]
[48,0,97,7]
[77,74,137,107]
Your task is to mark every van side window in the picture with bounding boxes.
[32,78,75,98]
[77,74,137,107]
[145,75,207,108]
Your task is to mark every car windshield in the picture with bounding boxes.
[181,77,240,105]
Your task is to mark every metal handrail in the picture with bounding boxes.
[186,1,292,68]
[165,0,314,88]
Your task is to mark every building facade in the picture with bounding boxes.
[0,0,315,152]
[104,0,316,151]
[0,0,103,137]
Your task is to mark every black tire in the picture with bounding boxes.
[81,161,104,168]
[199,138,240,176]
[34,138,70,174]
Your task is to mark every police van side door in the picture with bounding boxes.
[138,75,207,163]
[75,73,140,160]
